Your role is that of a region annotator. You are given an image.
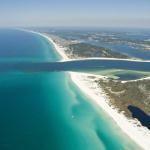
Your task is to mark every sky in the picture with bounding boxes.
[0,0,150,28]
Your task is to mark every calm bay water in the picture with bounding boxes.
[0,29,142,150]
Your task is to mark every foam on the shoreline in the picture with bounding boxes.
[30,30,150,150]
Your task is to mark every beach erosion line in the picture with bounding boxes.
[30,30,150,150]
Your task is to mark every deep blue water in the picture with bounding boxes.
[0,29,60,62]
[0,59,149,73]
[100,44,150,60]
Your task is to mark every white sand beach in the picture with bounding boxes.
[30,30,150,150]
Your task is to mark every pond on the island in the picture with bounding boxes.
[128,105,150,130]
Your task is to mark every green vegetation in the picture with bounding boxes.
[97,79,150,117]
[68,43,130,59]
[48,34,130,59]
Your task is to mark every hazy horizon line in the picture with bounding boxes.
[1,26,150,30]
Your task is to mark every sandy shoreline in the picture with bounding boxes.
[27,30,150,150]
[43,32,150,150]
[60,57,150,63]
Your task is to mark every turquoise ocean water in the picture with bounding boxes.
[0,29,142,150]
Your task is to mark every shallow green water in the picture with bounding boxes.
[0,29,142,150]
[85,69,150,80]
